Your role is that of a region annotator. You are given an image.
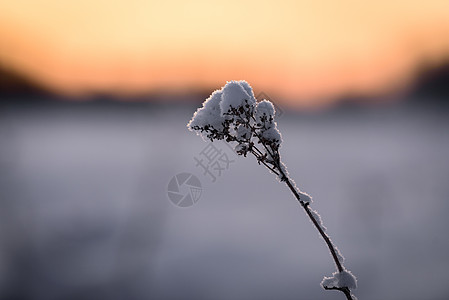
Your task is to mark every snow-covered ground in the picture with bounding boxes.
[0,101,448,300]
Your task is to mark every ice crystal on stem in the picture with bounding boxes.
[188,80,357,300]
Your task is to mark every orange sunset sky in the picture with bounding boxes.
[0,0,448,108]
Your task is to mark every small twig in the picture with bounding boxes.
[323,286,353,300]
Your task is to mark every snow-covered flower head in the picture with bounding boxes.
[188,80,285,180]
[188,80,280,147]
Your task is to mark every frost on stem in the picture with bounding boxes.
[310,208,327,231]
[188,80,356,299]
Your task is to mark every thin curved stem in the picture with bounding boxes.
[252,147,345,273]
[275,161,344,272]
[275,162,356,300]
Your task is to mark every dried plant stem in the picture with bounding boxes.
[279,169,355,300]
[249,139,355,300]
[281,170,343,272]
[273,161,355,300]
[189,86,357,300]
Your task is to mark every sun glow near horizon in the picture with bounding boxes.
[0,0,448,108]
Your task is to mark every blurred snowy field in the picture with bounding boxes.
[0,100,448,300]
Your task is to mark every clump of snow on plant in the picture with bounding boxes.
[261,126,281,143]
[255,100,275,121]
[321,270,357,290]
[220,80,256,116]
[188,80,281,147]
[255,100,281,144]
[290,180,312,204]
[187,89,225,139]
[238,80,257,101]
[299,190,312,203]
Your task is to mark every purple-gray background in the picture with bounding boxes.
[0,99,448,299]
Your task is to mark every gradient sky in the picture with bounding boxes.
[0,0,448,108]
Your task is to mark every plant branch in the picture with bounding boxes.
[274,159,357,299]
[250,149,279,176]
[189,91,356,300]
